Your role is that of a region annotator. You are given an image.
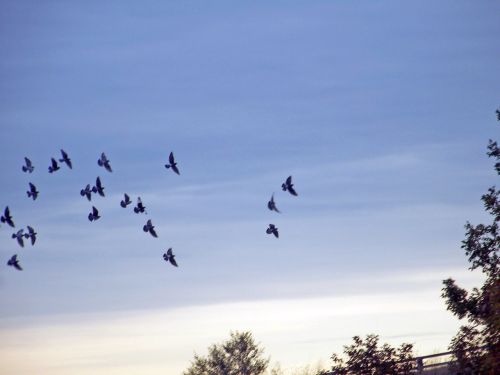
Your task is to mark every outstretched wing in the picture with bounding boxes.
[169,256,178,267]
[149,227,158,238]
[169,152,175,164]
[287,185,298,196]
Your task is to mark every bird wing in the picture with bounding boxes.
[288,186,298,196]
[169,152,175,164]
[51,158,58,168]
[14,261,23,271]
[171,164,180,175]
[150,227,158,238]
[25,157,32,168]
[124,193,130,203]
[167,248,173,256]
[169,256,178,267]
[61,149,68,159]
[27,226,34,235]
[286,176,292,185]
[16,232,24,247]
[146,219,152,226]
[92,206,99,216]
[104,162,112,172]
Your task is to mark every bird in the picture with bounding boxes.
[281,175,298,196]
[92,177,105,197]
[7,254,22,271]
[27,182,39,201]
[266,224,279,238]
[80,184,92,201]
[1,206,15,227]
[267,193,281,213]
[48,158,60,173]
[120,193,132,208]
[98,152,112,172]
[12,229,25,247]
[165,152,180,175]
[22,157,34,173]
[58,149,72,169]
[88,206,100,222]
[133,197,147,214]
[143,219,158,237]
[163,248,178,267]
[24,225,37,245]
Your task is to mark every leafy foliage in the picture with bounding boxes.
[441,109,500,374]
[319,334,414,375]
[183,331,269,375]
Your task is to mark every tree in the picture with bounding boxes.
[441,110,500,374]
[183,331,270,375]
[319,334,415,375]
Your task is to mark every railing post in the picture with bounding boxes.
[416,358,424,374]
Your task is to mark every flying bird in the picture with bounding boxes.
[163,248,178,267]
[58,149,72,169]
[7,254,22,271]
[22,157,34,173]
[281,175,298,196]
[98,152,112,172]
[165,152,180,175]
[92,177,105,197]
[267,193,281,213]
[88,206,100,222]
[12,229,25,247]
[80,184,92,201]
[133,197,147,214]
[143,219,158,238]
[120,193,132,208]
[266,224,279,238]
[27,182,39,201]
[48,158,60,173]
[1,206,15,227]
[24,225,37,246]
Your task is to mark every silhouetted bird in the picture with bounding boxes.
[22,157,34,173]
[88,206,100,222]
[163,248,178,267]
[267,193,281,213]
[48,158,60,173]
[12,229,25,247]
[143,219,158,237]
[7,254,22,271]
[24,225,37,245]
[27,182,39,201]
[98,152,112,172]
[120,193,132,208]
[80,184,92,201]
[58,149,72,169]
[133,197,147,214]
[266,224,279,238]
[165,152,180,175]
[281,176,298,196]
[92,177,105,197]
[1,206,15,227]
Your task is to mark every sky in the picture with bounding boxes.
[0,0,499,374]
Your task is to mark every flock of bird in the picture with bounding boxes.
[4,149,298,271]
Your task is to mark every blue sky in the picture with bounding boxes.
[0,1,499,373]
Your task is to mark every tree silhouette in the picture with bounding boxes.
[183,331,269,375]
[441,109,500,374]
[319,334,414,375]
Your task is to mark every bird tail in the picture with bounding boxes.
[22,166,27,172]
[165,164,171,169]
[281,184,287,191]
